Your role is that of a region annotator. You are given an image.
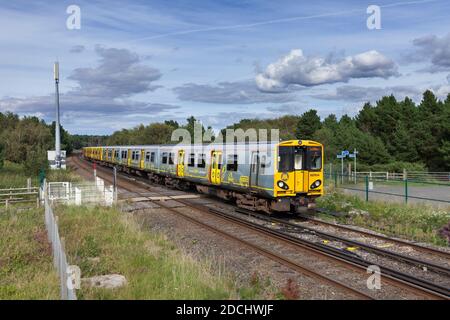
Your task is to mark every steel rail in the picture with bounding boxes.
[311,208,450,260]
[236,208,450,276]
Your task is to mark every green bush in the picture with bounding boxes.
[356,161,427,172]
[0,143,4,170]
[23,147,48,176]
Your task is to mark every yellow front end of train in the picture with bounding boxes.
[274,140,324,208]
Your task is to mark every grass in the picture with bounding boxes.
[317,186,450,246]
[0,161,38,189]
[56,205,271,299]
[0,208,59,299]
[46,167,84,184]
[0,161,83,189]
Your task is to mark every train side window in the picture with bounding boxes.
[197,154,206,168]
[260,155,268,174]
[150,152,155,163]
[162,152,168,164]
[251,154,259,174]
[217,154,223,170]
[188,153,195,167]
[168,153,174,165]
[145,152,151,162]
[121,151,128,159]
[226,154,238,172]
[114,150,119,159]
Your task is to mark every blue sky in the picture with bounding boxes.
[0,0,449,134]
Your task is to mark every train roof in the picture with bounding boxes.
[84,140,323,149]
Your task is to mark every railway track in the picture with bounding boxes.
[236,208,450,276]
[312,208,450,259]
[69,156,449,300]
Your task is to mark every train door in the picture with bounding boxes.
[176,150,185,177]
[250,152,260,187]
[210,151,222,184]
[127,149,132,166]
[140,149,145,169]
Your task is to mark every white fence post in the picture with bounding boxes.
[75,187,82,206]
[105,186,114,206]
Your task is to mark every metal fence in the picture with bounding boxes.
[327,172,450,207]
[44,195,77,300]
[0,186,39,208]
[355,171,450,183]
[47,178,115,206]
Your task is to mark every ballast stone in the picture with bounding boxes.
[82,274,127,289]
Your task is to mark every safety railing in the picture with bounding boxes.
[0,186,40,208]
[326,172,450,206]
[44,191,77,300]
[46,178,115,206]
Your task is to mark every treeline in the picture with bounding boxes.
[103,90,449,171]
[1,90,448,174]
[227,90,449,171]
[107,116,215,145]
[71,134,108,149]
[0,112,73,174]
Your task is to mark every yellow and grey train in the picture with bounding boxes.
[83,140,324,213]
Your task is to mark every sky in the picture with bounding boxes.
[0,0,449,135]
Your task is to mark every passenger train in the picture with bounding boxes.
[83,140,324,213]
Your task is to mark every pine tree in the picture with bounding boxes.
[295,109,321,140]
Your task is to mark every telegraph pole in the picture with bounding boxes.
[54,62,61,169]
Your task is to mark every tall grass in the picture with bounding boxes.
[57,205,258,299]
[0,161,38,189]
[0,208,59,299]
[0,161,83,189]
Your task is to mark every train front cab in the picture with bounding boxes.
[274,140,324,210]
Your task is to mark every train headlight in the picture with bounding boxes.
[277,180,289,190]
[310,180,321,189]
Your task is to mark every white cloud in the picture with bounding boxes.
[255,49,399,92]
[68,46,162,98]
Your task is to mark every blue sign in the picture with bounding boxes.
[337,155,345,159]
[342,150,350,156]
[349,154,356,158]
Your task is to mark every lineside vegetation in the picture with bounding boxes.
[57,205,272,299]
[0,208,59,299]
